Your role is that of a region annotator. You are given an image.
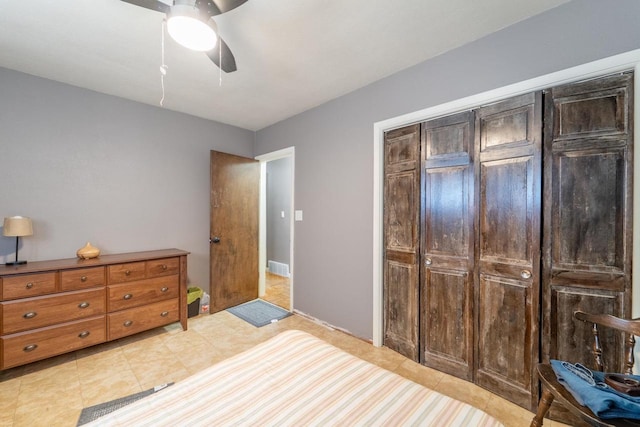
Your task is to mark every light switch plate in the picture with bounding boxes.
[295,210,303,221]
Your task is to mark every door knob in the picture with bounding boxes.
[210,237,221,244]
[520,270,532,279]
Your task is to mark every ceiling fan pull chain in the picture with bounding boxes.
[160,18,168,106]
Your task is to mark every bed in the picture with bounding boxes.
[83,330,503,426]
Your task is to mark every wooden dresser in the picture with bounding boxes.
[0,249,189,370]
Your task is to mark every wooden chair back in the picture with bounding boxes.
[530,311,640,427]
[574,311,640,374]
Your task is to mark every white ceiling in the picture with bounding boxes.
[0,0,569,131]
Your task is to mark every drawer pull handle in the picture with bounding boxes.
[123,294,133,300]
[123,320,133,327]
[78,331,91,339]
[25,282,34,289]
[125,270,131,276]
[81,276,88,282]
[520,270,532,279]
[161,287,169,292]
[78,301,90,309]
[23,344,38,352]
[425,258,432,266]
[162,264,168,271]
[23,311,37,319]
[160,311,169,317]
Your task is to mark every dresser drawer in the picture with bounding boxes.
[147,257,180,278]
[1,316,106,369]
[107,276,178,312]
[108,298,179,340]
[108,262,146,284]
[60,266,105,291]
[1,288,106,334]
[1,272,57,300]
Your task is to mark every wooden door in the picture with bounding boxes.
[210,150,260,313]
[383,124,420,361]
[475,92,542,410]
[421,111,475,380]
[542,73,633,424]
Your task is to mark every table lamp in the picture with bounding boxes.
[3,216,33,266]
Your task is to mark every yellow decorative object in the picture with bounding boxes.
[77,242,100,259]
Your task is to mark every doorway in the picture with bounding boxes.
[256,147,295,311]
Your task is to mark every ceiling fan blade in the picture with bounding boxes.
[210,0,248,14]
[206,37,237,73]
[120,0,171,13]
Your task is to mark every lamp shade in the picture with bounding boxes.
[167,4,218,51]
[3,216,33,237]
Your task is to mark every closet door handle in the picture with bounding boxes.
[425,258,432,266]
[520,270,532,279]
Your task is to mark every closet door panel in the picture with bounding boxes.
[551,148,627,289]
[552,81,629,140]
[386,171,419,251]
[477,274,533,388]
[384,259,419,358]
[421,111,474,380]
[551,286,624,370]
[480,109,531,150]
[424,269,469,369]
[422,166,471,376]
[426,167,468,257]
[475,92,542,410]
[542,73,633,424]
[426,118,472,167]
[479,156,534,267]
[542,73,633,365]
[383,125,420,361]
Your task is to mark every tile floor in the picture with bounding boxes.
[0,310,569,427]
[262,272,290,310]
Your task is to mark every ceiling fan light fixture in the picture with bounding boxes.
[167,5,218,52]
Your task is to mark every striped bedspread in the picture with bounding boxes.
[84,330,503,426]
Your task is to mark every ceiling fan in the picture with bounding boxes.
[121,0,249,73]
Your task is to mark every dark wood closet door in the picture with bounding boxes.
[542,73,633,372]
[475,92,542,410]
[421,111,475,380]
[383,124,420,360]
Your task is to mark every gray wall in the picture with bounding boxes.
[266,157,292,268]
[0,68,254,293]
[3,0,639,342]
[254,0,640,339]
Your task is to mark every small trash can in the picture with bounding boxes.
[187,287,203,318]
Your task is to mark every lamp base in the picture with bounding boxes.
[5,260,27,266]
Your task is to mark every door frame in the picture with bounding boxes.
[256,147,295,310]
[372,49,640,346]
